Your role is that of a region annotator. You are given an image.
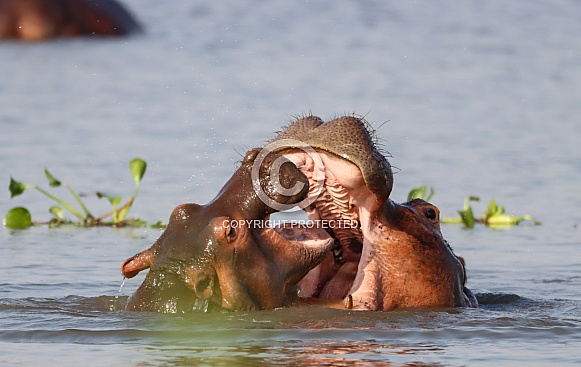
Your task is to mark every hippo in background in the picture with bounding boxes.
[0,0,141,41]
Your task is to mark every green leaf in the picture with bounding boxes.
[49,218,63,228]
[150,220,167,228]
[9,177,27,198]
[487,214,542,226]
[467,196,480,205]
[4,207,32,229]
[522,215,542,225]
[97,192,122,207]
[130,158,147,186]
[457,196,480,228]
[407,185,434,201]
[117,202,131,222]
[485,198,498,219]
[458,207,476,228]
[44,169,62,188]
[408,185,427,201]
[486,214,522,226]
[425,187,435,201]
[441,216,463,224]
[49,205,65,221]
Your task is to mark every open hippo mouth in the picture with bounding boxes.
[261,115,477,310]
[261,115,391,301]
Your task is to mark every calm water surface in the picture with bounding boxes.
[1,1,580,366]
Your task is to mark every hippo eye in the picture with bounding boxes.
[424,208,437,221]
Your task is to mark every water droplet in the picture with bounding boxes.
[193,298,209,312]
[119,277,126,293]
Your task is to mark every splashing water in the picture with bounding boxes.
[193,298,210,312]
[119,277,126,293]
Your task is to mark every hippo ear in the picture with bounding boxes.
[121,249,154,278]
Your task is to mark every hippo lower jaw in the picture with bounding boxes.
[223,224,336,311]
[191,226,336,312]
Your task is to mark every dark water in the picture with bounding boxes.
[1,0,580,365]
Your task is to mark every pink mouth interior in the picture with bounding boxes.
[277,149,381,300]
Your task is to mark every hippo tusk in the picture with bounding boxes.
[344,294,353,310]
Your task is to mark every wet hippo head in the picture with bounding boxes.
[121,149,334,312]
[347,198,478,310]
[268,115,478,310]
[0,0,141,41]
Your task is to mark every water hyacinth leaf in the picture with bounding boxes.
[425,187,435,201]
[97,192,122,207]
[117,202,131,222]
[4,207,32,229]
[487,214,541,226]
[466,196,480,208]
[485,198,498,219]
[150,220,167,229]
[441,216,463,224]
[9,177,27,198]
[49,205,65,221]
[523,215,542,225]
[486,214,522,226]
[130,158,147,186]
[458,206,476,228]
[407,185,435,201]
[44,169,62,187]
[407,185,427,201]
[457,196,480,228]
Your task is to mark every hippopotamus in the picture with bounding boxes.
[121,114,477,312]
[0,0,141,41]
[121,149,334,312]
[264,115,478,310]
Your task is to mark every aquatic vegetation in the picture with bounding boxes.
[407,185,434,202]
[4,158,165,229]
[408,185,541,228]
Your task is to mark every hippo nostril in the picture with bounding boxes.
[227,225,236,241]
[424,208,437,221]
[195,276,214,300]
[196,278,210,293]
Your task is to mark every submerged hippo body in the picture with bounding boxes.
[122,149,334,312]
[269,115,478,310]
[0,0,141,41]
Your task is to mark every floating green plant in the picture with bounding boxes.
[4,158,165,229]
[407,185,541,228]
[3,207,32,229]
[407,184,435,202]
